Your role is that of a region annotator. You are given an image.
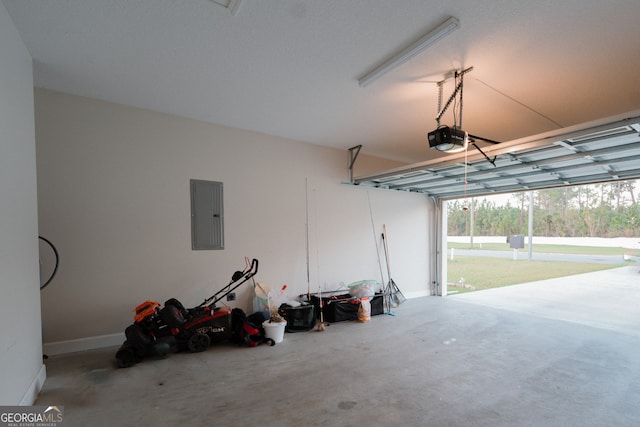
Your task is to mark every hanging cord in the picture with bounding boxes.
[463,140,469,210]
[39,236,59,290]
[461,70,469,209]
[460,69,469,207]
[458,70,465,129]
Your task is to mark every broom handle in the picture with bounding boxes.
[383,224,392,277]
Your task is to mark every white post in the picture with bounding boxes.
[528,191,534,260]
[469,197,474,248]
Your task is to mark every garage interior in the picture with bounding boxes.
[1,1,640,424]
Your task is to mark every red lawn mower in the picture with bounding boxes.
[115,258,273,368]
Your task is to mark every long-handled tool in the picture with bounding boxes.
[367,192,386,287]
[367,192,391,312]
[382,224,406,307]
[305,178,311,302]
[309,181,325,332]
[316,285,325,331]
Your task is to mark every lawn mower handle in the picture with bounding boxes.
[247,258,258,279]
[199,258,259,307]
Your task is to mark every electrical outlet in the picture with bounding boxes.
[227,292,236,302]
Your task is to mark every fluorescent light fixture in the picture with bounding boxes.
[358,16,460,88]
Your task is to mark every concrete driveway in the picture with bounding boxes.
[450,266,640,337]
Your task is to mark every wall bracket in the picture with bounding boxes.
[348,145,362,183]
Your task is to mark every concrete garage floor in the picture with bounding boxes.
[37,267,640,427]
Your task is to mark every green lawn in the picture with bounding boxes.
[446,256,634,294]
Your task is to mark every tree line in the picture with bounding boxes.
[448,180,640,238]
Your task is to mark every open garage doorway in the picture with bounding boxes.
[443,180,640,334]
[444,179,640,294]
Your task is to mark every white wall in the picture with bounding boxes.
[0,4,45,405]
[35,89,433,349]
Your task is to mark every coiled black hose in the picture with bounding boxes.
[38,236,59,290]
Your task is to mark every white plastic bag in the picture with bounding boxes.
[253,282,271,314]
[348,280,381,298]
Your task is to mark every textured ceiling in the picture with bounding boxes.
[3,0,640,163]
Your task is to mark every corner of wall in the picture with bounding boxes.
[19,365,46,406]
[1,2,43,405]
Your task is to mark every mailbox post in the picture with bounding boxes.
[509,234,524,260]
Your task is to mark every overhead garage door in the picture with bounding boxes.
[350,112,640,200]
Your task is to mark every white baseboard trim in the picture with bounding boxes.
[43,332,125,356]
[19,363,46,406]
[403,290,431,299]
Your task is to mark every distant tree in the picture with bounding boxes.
[447,180,640,237]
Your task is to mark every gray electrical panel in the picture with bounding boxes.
[191,179,224,250]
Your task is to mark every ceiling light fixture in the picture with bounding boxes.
[358,16,460,88]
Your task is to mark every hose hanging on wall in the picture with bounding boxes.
[38,236,59,290]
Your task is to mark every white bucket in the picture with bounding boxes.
[263,320,287,343]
